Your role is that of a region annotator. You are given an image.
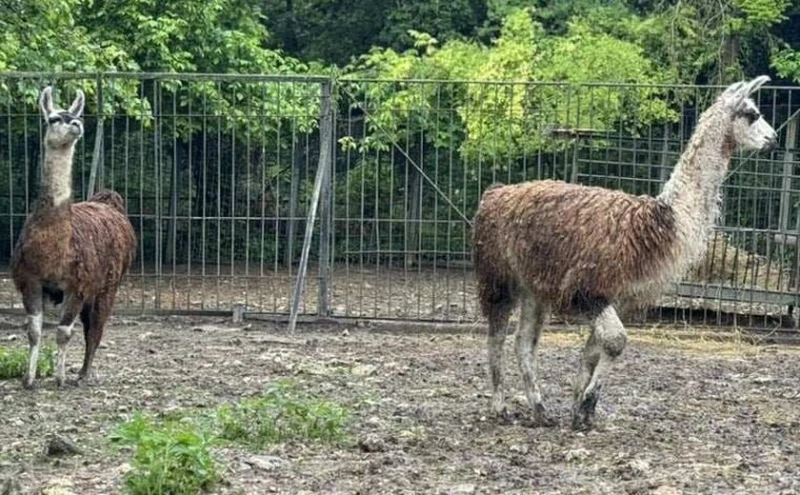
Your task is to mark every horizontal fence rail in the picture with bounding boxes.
[0,73,799,329]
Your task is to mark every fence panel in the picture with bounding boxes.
[0,73,327,315]
[330,79,800,327]
[0,73,798,328]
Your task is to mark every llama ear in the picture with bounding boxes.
[722,81,746,97]
[68,89,85,117]
[743,75,771,96]
[39,86,55,117]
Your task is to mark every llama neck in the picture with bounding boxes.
[40,145,75,208]
[657,104,734,265]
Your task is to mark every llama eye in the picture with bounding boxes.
[47,116,60,125]
[741,110,760,124]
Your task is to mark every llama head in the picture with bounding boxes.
[38,86,85,149]
[719,75,778,152]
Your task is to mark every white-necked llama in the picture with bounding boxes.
[472,76,778,431]
[11,86,137,389]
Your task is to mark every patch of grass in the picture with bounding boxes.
[0,344,56,379]
[110,379,352,493]
[215,379,350,449]
[110,413,221,495]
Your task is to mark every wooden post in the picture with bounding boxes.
[318,114,334,317]
[288,81,333,333]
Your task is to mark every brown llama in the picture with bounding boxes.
[11,86,137,389]
[472,76,778,431]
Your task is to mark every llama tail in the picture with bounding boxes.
[88,189,127,214]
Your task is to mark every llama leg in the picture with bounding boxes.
[515,295,555,427]
[77,295,112,384]
[572,305,627,431]
[486,296,514,420]
[55,295,84,387]
[21,288,44,390]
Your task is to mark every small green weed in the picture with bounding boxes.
[110,380,351,494]
[110,413,221,495]
[0,344,55,380]
[216,379,350,449]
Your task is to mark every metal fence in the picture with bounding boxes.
[0,72,799,328]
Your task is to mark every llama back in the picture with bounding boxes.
[88,189,127,215]
[70,201,137,290]
[473,179,680,313]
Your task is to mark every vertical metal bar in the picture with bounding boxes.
[138,81,146,311]
[215,81,222,309]
[257,83,267,311]
[329,86,339,314]
[273,82,282,308]
[186,83,194,309]
[244,83,252,309]
[6,83,14,302]
[289,80,333,332]
[153,80,163,310]
[286,132,300,268]
[200,86,209,310]
[230,83,237,306]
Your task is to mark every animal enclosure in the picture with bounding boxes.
[0,72,799,328]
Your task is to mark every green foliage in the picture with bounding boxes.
[0,343,55,380]
[634,0,791,83]
[110,414,221,495]
[261,0,488,66]
[0,0,320,138]
[345,8,678,166]
[772,46,800,81]
[110,380,350,494]
[216,379,350,449]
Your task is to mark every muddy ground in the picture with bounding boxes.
[0,315,799,494]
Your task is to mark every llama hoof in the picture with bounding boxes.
[572,388,601,431]
[531,404,558,428]
[21,375,36,390]
[571,417,588,431]
[491,407,518,425]
[75,370,99,387]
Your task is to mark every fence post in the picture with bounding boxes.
[285,136,301,267]
[317,80,334,316]
[87,75,104,198]
[289,80,334,332]
[779,118,798,236]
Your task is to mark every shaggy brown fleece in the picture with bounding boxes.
[472,179,677,316]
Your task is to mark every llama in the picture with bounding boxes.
[472,76,778,431]
[11,86,137,389]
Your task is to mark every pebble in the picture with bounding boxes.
[245,455,289,472]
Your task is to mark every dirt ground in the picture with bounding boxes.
[0,315,800,494]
